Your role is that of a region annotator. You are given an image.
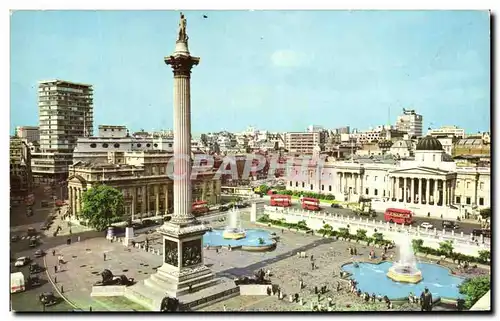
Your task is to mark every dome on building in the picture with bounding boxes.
[416,136,443,151]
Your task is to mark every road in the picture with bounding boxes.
[271,201,482,235]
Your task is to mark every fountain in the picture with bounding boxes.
[386,233,423,284]
[222,207,246,240]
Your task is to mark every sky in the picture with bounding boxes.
[10,10,491,135]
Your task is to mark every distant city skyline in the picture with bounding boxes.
[11,10,491,134]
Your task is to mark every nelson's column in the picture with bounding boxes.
[125,13,238,311]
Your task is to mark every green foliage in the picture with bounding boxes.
[459,275,490,309]
[322,224,333,231]
[258,214,270,223]
[80,184,125,231]
[257,184,271,195]
[372,232,384,241]
[337,228,350,238]
[279,189,336,201]
[477,250,490,263]
[438,240,454,257]
[356,229,368,240]
[258,237,265,245]
[479,208,491,219]
[411,239,424,253]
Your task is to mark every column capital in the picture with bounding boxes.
[165,54,200,77]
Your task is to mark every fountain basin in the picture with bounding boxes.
[203,229,276,251]
[223,230,247,240]
[342,262,465,300]
[387,265,423,284]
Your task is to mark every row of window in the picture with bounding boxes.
[89,143,159,149]
[455,196,485,206]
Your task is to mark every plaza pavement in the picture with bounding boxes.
[40,215,486,312]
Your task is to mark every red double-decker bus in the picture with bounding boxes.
[270,194,292,207]
[384,208,413,225]
[301,197,320,211]
[192,201,209,215]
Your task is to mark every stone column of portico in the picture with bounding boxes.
[425,179,430,205]
[403,177,408,203]
[68,187,73,217]
[356,174,361,195]
[155,185,160,215]
[410,178,415,203]
[443,179,448,206]
[77,188,82,216]
[433,179,438,205]
[131,187,136,220]
[418,178,423,204]
[338,173,342,193]
[141,186,147,218]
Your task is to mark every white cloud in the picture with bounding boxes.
[270,50,305,68]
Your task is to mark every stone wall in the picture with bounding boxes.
[264,207,488,257]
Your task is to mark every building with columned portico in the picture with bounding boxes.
[286,136,490,219]
[66,150,221,220]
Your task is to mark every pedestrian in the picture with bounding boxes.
[54,265,58,273]
[60,285,64,293]
[314,286,318,294]
[311,262,315,270]
[189,284,193,293]
[89,306,92,312]
[54,276,57,284]
[223,304,227,312]
[78,236,81,242]
[52,250,56,256]
[299,279,304,289]
[103,253,107,261]
[310,254,314,261]
[317,293,321,301]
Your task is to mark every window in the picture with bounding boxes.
[456,180,460,187]
[302,182,304,188]
[321,185,324,191]
[114,143,120,148]
[295,182,298,187]
[310,184,313,190]
[289,181,292,187]
[137,143,142,147]
[479,197,484,206]
[154,143,158,147]
[102,143,109,148]
[365,188,369,195]
[374,189,378,196]
[466,182,470,189]
[329,185,332,192]
[466,197,471,205]
[456,196,461,203]
[374,176,377,182]
[146,143,151,148]
[90,143,96,148]
[383,190,386,197]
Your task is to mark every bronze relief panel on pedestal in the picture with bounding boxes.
[164,239,179,267]
[182,239,202,267]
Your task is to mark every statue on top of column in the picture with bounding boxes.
[177,12,188,43]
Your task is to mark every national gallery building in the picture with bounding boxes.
[286,136,490,219]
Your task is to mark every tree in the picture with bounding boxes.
[337,228,350,238]
[356,229,367,241]
[438,240,454,257]
[372,232,384,242]
[80,184,125,231]
[411,239,424,254]
[257,184,271,195]
[477,250,490,264]
[459,275,490,309]
[479,208,491,220]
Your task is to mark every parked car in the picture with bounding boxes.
[420,222,434,229]
[26,228,37,237]
[14,257,31,267]
[330,203,342,208]
[39,292,58,307]
[472,229,491,238]
[40,200,49,208]
[11,235,20,243]
[141,219,156,227]
[29,238,39,248]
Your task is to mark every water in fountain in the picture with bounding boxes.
[387,232,422,283]
[225,207,245,235]
[394,232,418,272]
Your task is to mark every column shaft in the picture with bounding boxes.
[155,185,160,215]
[418,178,423,204]
[403,177,407,203]
[426,178,430,205]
